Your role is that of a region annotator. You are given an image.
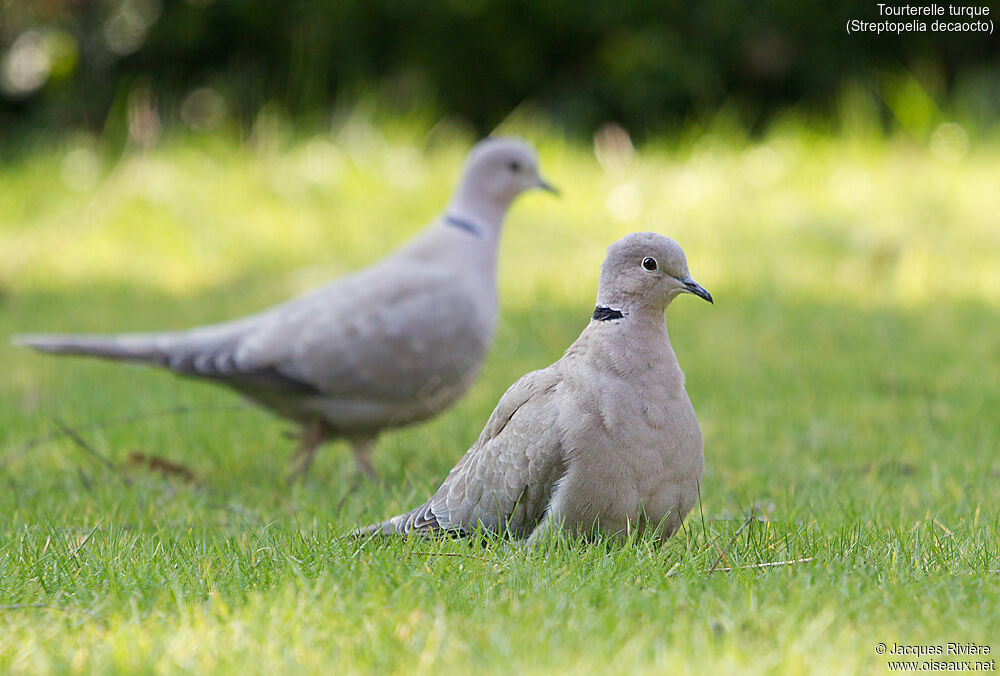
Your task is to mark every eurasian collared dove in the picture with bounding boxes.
[360,232,713,544]
[14,137,556,479]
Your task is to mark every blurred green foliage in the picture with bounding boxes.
[2,0,998,140]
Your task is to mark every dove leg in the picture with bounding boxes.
[349,436,378,480]
[287,419,328,481]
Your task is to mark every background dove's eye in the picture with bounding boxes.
[642,257,658,271]
[508,161,521,172]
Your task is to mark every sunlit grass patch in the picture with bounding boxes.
[1,119,999,673]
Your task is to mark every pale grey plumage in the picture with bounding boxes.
[361,232,713,543]
[14,137,556,478]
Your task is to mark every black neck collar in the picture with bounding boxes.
[593,306,625,321]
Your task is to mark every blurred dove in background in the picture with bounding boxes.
[14,137,557,480]
[360,232,713,544]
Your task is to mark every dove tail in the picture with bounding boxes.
[353,501,452,539]
[352,513,415,539]
[352,521,393,538]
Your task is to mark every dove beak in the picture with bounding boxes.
[678,276,713,304]
[537,177,560,196]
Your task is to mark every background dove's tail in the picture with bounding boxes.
[13,333,175,364]
[13,320,319,393]
[11,325,243,377]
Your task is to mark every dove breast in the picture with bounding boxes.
[550,322,704,539]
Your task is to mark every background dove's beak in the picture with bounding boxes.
[537,177,560,195]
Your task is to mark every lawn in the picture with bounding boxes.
[1,115,998,674]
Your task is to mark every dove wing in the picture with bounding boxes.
[370,365,567,538]
[229,263,486,405]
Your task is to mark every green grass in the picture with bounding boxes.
[2,116,999,674]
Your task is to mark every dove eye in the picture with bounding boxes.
[642,257,658,271]
[508,161,521,172]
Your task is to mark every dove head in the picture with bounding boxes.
[595,232,713,315]
[448,138,557,228]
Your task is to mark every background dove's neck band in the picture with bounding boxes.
[443,214,485,238]
[447,181,512,233]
